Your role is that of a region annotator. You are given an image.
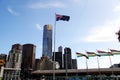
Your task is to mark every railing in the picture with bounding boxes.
[34,75,120,80]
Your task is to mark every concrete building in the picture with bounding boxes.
[4,44,22,80]
[21,44,36,70]
[0,54,7,62]
[32,68,120,80]
[72,59,77,69]
[35,59,40,70]
[53,52,62,69]
[6,44,22,68]
[58,46,63,52]
[21,44,36,79]
[39,56,54,70]
[0,54,7,67]
[2,67,21,80]
[64,47,72,69]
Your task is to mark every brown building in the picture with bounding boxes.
[21,44,36,70]
[6,44,22,68]
[35,59,40,70]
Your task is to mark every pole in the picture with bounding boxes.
[85,58,88,79]
[96,56,102,80]
[75,54,78,80]
[108,48,114,76]
[109,55,114,75]
[65,54,68,80]
[53,13,57,80]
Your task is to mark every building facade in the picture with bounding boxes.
[72,59,77,69]
[42,24,52,58]
[0,54,7,62]
[2,68,21,80]
[35,59,40,70]
[21,44,36,70]
[0,54,7,67]
[64,47,72,69]
[58,46,63,52]
[53,52,63,69]
[6,44,22,68]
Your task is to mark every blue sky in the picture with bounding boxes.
[1,0,120,69]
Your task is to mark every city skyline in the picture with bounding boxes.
[1,0,120,69]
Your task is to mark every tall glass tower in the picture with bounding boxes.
[42,24,52,58]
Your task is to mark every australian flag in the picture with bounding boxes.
[56,14,70,21]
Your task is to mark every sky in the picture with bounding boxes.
[0,0,120,69]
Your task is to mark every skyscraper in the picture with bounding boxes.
[72,59,77,69]
[42,24,52,58]
[64,47,72,69]
[21,44,36,70]
[6,44,22,68]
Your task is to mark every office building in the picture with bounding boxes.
[42,24,52,58]
[0,54,7,61]
[6,44,22,68]
[0,54,7,66]
[58,46,63,52]
[35,59,40,70]
[53,52,62,69]
[21,44,36,70]
[39,56,54,70]
[72,59,77,69]
[64,47,72,69]
[2,68,21,80]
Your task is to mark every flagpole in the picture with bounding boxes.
[108,54,114,76]
[65,53,68,80]
[85,51,89,79]
[53,13,57,80]
[54,13,70,80]
[108,48,114,76]
[75,54,78,80]
[85,57,89,79]
[96,55,102,80]
[96,50,101,76]
[96,56,101,74]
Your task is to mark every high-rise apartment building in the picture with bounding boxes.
[72,59,77,69]
[58,46,63,52]
[21,44,36,70]
[42,24,52,58]
[53,52,62,69]
[64,47,72,69]
[6,44,22,68]
[52,46,63,69]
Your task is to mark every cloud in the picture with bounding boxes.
[36,24,43,30]
[7,6,19,16]
[28,1,65,9]
[114,4,120,12]
[71,0,82,3]
[84,17,120,42]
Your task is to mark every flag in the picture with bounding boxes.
[97,50,112,56]
[76,52,89,59]
[110,49,120,52]
[86,51,98,57]
[97,50,107,53]
[110,49,120,55]
[56,14,70,21]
